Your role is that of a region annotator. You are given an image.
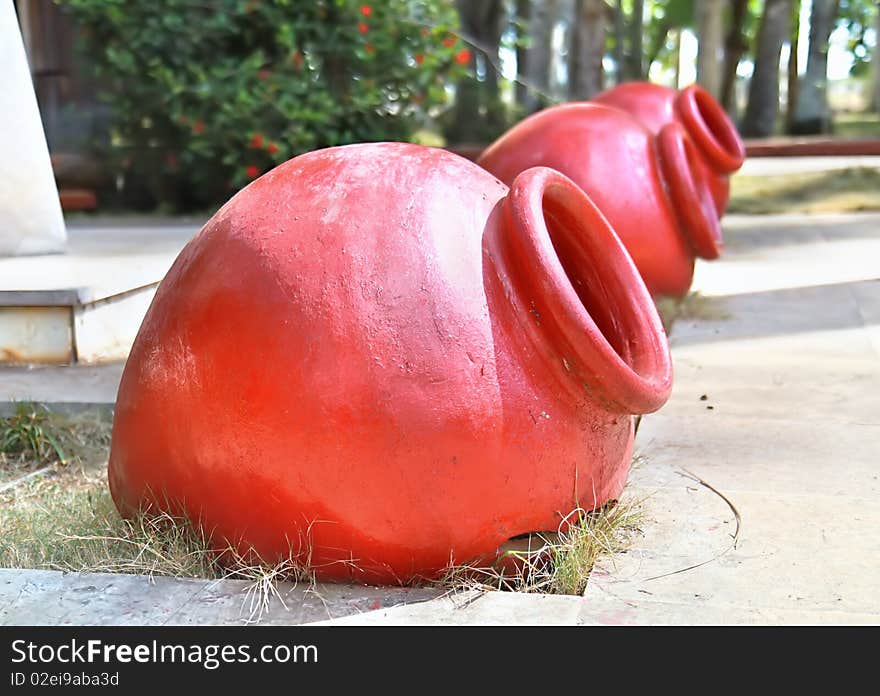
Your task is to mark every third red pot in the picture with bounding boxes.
[593,82,746,216]
[478,103,722,299]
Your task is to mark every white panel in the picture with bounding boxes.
[0,306,72,364]
[0,0,67,256]
[74,287,156,363]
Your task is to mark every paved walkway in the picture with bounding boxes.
[1,212,878,624]
[580,212,880,624]
[0,220,197,303]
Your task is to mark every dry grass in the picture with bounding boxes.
[0,465,316,623]
[655,291,730,334]
[0,404,315,622]
[728,167,880,215]
[437,500,643,596]
[2,403,642,604]
[1,468,216,577]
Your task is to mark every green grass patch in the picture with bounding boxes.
[833,112,880,139]
[728,167,880,215]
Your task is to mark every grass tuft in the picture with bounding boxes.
[655,292,730,334]
[1,402,70,467]
[437,500,643,596]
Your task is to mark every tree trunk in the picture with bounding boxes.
[874,3,880,112]
[626,0,644,80]
[696,0,724,98]
[674,29,682,88]
[569,0,606,99]
[785,0,801,131]
[517,0,559,113]
[791,0,840,134]
[742,0,792,138]
[612,0,626,83]
[721,0,750,113]
[448,0,506,142]
[515,0,531,107]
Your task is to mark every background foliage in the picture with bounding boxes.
[60,0,468,209]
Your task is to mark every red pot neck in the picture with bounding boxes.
[675,84,745,175]
[657,123,724,260]
[486,167,672,415]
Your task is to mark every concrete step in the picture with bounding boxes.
[0,221,198,365]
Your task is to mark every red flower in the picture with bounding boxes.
[454,49,471,65]
[442,35,456,48]
[257,69,270,81]
[245,165,260,179]
[291,50,304,69]
[365,42,375,55]
[267,142,279,155]
[359,22,368,34]
[360,5,372,16]
[249,132,265,149]
[192,120,205,135]
[414,53,424,65]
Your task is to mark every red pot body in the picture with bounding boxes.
[593,82,746,215]
[108,143,672,584]
[478,103,722,299]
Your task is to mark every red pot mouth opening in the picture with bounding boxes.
[676,84,745,174]
[657,123,724,260]
[498,167,672,415]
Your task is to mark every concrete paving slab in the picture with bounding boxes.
[635,416,880,498]
[696,213,880,298]
[0,223,197,303]
[584,486,880,620]
[656,353,880,424]
[581,211,880,625]
[309,590,588,626]
[0,569,440,626]
[576,594,880,625]
[0,362,122,407]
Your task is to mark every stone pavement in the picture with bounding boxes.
[0,363,122,411]
[1,212,879,625]
[580,212,880,624]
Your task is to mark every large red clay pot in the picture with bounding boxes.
[593,82,746,215]
[478,103,721,299]
[109,143,672,584]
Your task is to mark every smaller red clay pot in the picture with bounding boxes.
[593,82,746,215]
[478,103,721,299]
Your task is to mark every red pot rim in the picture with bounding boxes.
[498,167,673,415]
[676,84,745,174]
[657,123,724,260]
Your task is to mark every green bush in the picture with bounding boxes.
[59,0,470,210]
